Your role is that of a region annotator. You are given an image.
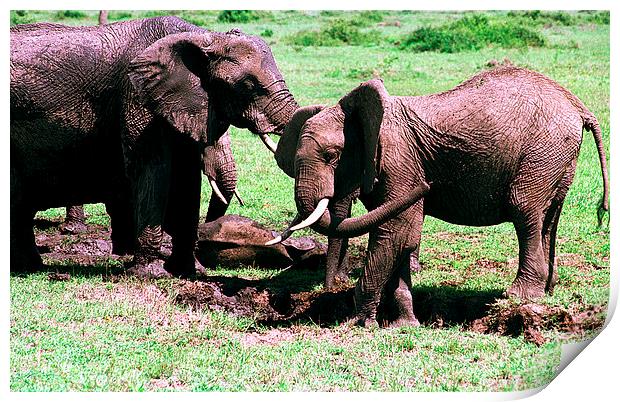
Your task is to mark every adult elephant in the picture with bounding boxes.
[11,16,298,277]
[271,66,609,328]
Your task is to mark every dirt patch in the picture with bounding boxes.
[468,301,606,345]
[171,279,605,344]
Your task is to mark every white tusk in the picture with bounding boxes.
[265,214,301,246]
[233,188,245,206]
[259,133,278,154]
[289,198,330,231]
[209,179,228,205]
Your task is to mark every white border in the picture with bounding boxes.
[3,1,617,400]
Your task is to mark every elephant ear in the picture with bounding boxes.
[128,32,224,144]
[339,79,389,194]
[274,105,325,178]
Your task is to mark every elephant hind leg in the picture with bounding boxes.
[541,166,574,293]
[541,202,563,293]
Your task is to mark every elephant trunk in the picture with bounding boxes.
[252,86,299,137]
[203,136,239,223]
[309,182,430,237]
[268,182,430,244]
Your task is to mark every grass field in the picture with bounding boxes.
[10,10,610,391]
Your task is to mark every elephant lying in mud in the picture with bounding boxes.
[11,17,298,277]
[195,215,326,269]
[272,66,609,328]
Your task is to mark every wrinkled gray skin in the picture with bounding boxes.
[195,215,326,269]
[10,17,298,277]
[277,67,609,328]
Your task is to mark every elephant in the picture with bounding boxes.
[10,16,298,277]
[271,66,609,328]
[195,215,326,270]
[58,130,242,257]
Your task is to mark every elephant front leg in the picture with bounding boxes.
[348,204,423,328]
[60,205,88,234]
[324,195,355,290]
[162,138,204,278]
[127,155,172,279]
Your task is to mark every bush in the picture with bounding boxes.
[217,10,272,23]
[287,18,383,47]
[261,29,274,38]
[400,14,546,53]
[55,10,87,20]
[10,10,35,25]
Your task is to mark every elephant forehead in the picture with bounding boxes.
[301,107,345,142]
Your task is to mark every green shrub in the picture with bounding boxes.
[400,14,546,53]
[55,10,87,20]
[217,10,272,23]
[359,10,384,23]
[261,29,274,38]
[287,18,383,47]
[108,11,134,21]
[10,10,35,25]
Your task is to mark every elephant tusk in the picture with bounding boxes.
[265,213,301,246]
[289,198,330,231]
[259,133,278,154]
[233,188,245,206]
[209,179,228,205]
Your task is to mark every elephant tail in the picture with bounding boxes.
[584,114,609,227]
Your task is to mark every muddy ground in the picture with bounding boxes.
[33,217,606,345]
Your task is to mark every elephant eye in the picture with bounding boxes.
[324,149,340,166]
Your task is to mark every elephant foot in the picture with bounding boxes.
[60,220,88,234]
[164,253,201,279]
[505,279,546,301]
[11,252,44,273]
[126,258,172,279]
[387,316,420,329]
[324,272,351,291]
[344,314,379,329]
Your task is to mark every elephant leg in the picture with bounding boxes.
[541,167,573,294]
[541,202,563,294]
[325,196,354,290]
[106,196,135,256]
[162,138,203,278]
[325,237,351,290]
[383,206,424,327]
[350,203,423,328]
[11,207,42,273]
[506,211,547,300]
[127,136,171,278]
[60,205,87,234]
[11,168,42,272]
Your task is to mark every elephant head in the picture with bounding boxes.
[270,80,429,243]
[128,28,298,149]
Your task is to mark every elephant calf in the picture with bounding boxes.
[272,66,609,328]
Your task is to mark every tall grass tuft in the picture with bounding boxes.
[400,14,546,53]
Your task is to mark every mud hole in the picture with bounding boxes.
[172,280,605,344]
[33,220,605,345]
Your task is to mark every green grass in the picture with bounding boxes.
[11,10,610,392]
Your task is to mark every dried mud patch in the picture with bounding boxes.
[468,301,606,345]
[172,280,355,326]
